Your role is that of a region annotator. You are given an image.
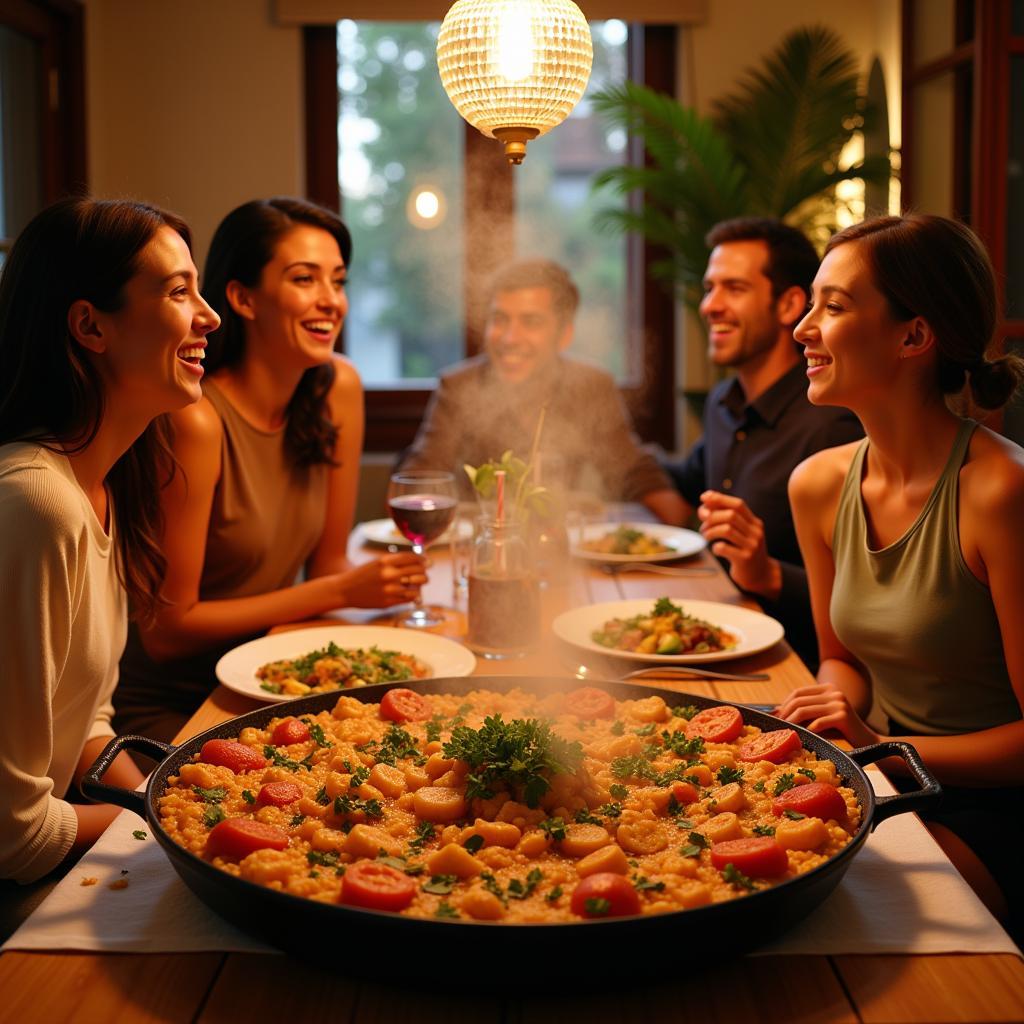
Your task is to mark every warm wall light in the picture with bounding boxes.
[436,0,593,165]
[407,185,447,229]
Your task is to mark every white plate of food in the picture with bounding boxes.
[215,625,477,703]
[359,517,472,549]
[572,522,707,563]
[551,597,784,664]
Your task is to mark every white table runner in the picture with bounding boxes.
[4,772,1019,957]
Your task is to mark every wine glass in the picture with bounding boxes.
[387,470,457,628]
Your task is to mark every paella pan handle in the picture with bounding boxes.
[80,734,177,817]
[847,740,942,827]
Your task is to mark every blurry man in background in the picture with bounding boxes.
[399,258,686,522]
[665,218,863,668]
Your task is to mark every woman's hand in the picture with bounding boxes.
[336,552,428,609]
[774,683,879,747]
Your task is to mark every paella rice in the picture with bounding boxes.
[158,687,861,922]
[256,641,430,696]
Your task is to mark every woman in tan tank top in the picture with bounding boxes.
[114,199,425,743]
[771,215,1024,942]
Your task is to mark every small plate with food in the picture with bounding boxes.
[215,625,476,702]
[552,597,784,664]
[572,522,706,563]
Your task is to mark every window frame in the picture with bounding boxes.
[901,0,1023,344]
[0,0,86,253]
[303,22,676,452]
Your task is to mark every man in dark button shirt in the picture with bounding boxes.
[665,218,863,668]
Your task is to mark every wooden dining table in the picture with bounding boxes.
[1,517,1022,1024]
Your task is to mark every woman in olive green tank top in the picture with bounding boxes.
[114,199,426,743]
[773,215,1024,942]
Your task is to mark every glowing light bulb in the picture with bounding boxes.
[437,0,593,165]
[495,6,534,82]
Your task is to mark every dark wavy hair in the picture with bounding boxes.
[706,217,820,302]
[202,197,353,467]
[0,196,190,622]
[826,214,1024,410]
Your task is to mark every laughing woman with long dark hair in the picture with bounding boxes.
[114,198,425,744]
[775,214,1024,942]
[0,197,218,897]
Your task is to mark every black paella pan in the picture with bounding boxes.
[82,676,940,977]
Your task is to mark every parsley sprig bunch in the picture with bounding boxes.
[442,715,583,807]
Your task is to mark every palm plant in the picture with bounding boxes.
[591,25,892,309]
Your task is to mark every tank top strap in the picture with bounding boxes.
[832,436,870,549]
[937,418,978,550]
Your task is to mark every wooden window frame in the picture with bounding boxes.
[0,0,86,250]
[304,22,676,452]
[902,0,1023,344]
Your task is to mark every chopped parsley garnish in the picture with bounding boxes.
[507,868,543,901]
[376,852,424,875]
[131,830,147,841]
[301,718,332,748]
[679,831,708,858]
[675,817,695,829]
[609,783,628,799]
[408,821,435,851]
[193,786,227,803]
[774,773,797,796]
[435,900,460,919]
[610,755,696,787]
[609,720,625,736]
[373,724,423,766]
[263,745,308,772]
[653,597,684,617]
[753,823,777,836]
[442,714,583,807]
[202,805,226,829]
[717,765,746,786]
[574,808,603,825]
[722,863,756,890]
[307,850,339,868]
[753,780,766,793]
[349,765,370,789]
[425,717,444,743]
[671,704,699,721]
[480,871,508,905]
[332,794,383,819]
[545,885,563,903]
[632,874,665,892]
[661,731,705,758]
[241,790,256,804]
[783,809,807,820]
[315,786,331,806]
[290,814,306,827]
[539,817,567,840]
[599,802,623,819]
[633,722,657,737]
[798,767,816,780]
[463,834,485,853]
[421,874,457,895]
[584,897,612,916]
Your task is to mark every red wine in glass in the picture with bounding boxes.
[388,494,457,546]
[386,470,457,628]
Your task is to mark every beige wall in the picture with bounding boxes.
[86,0,304,262]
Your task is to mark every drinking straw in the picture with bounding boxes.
[495,469,507,573]
[495,469,506,525]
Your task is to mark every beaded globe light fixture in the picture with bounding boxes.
[436,0,593,165]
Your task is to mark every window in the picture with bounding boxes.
[902,0,1024,444]
[0,1,86,265]
[305,21,676,451]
